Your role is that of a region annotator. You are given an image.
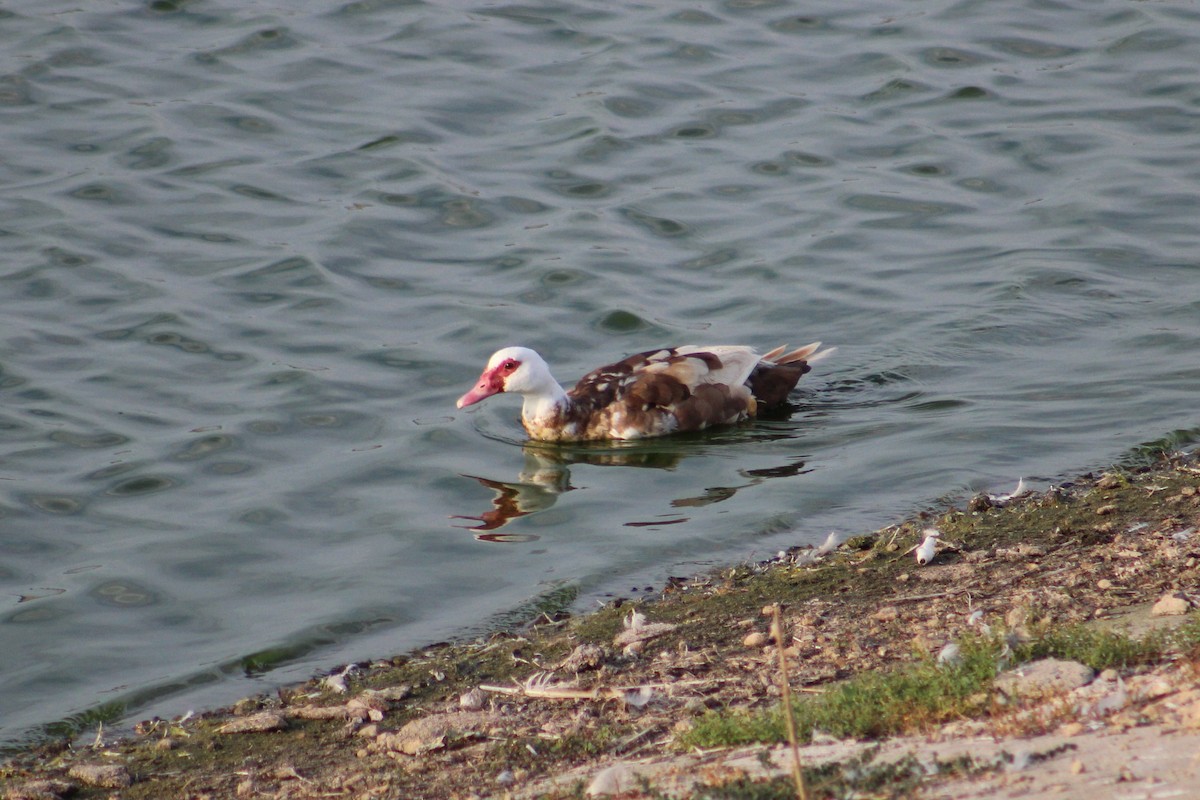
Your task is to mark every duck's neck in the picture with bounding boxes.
[520,384,570,427]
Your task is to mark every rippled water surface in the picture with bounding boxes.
[3,0,1199,743]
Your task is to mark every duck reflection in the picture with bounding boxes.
[453,439,809,541]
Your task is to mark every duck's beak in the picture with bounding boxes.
[457,369,502,408]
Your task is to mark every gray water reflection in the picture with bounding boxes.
[453,439,813,536]
[2,0,1200,745]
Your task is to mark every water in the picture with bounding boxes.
[2,0,1198,744]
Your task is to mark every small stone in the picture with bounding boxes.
[6,779,75,800]
[1099,668,1119,682]
[288,704,355,720]
[154,737,177,750]
[896,572,910,583]
[743,631,767,648]
[1070,758,1085,774]
[459,689,485,711]
[218,710,288,734]
[1097,579,1114,590]
[559,643,606,672]
[1137,676,1175,700]
[968,493,993,512]
[371,684,412,702]
[995,658,1095,698]
[1096,504,1118,516]
[380,710,493,756]
[1097,474,1122,490]
[872,605,900,622]
[497,769,515,786]
[1059,722,1085,737]
[1182,486,1197,497]
[1177,697,1200,729]
[67,764,132,789]
[348,694,388,712]
[587,762,635,796]
[1152,593,1190,616]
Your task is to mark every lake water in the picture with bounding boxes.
[2,0,1198,745]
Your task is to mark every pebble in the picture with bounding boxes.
[8,780,75,800]
[1070,758,1086,774]
[742,631,767,648]
[371,684,412,701]
[218,711,289,734]
[1096,504,1118,516]
[1059,722,1085,737]
[587,762,635,796]
[968,494,993,512]
[1152,593,1190,616]
[1097,579,1114,590]
[995,658,1095,698]
[67,764,132,789]
[459,689,486,711]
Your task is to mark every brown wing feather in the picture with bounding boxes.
[558,343,822,438]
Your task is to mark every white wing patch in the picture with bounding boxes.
[675,345,760,387]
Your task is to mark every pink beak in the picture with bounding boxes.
[456,368,503,408]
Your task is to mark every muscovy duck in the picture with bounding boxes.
[456,342,830,441]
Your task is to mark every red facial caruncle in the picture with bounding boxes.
[456,357,520,408]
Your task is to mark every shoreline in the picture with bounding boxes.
[4,449,1200,799]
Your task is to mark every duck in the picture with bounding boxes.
[456,342,830,442]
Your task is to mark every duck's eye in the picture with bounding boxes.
[502,360,519,372]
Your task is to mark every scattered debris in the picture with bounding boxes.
[988,478,1029,504]
[937,642,962,666]
[322,663,357,694]
[479,672,657,708]
[613,610,677,654]
[915,528,940,565]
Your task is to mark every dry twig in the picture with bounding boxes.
[773,604,809,800]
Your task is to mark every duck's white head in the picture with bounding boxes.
[456,346,558,408]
